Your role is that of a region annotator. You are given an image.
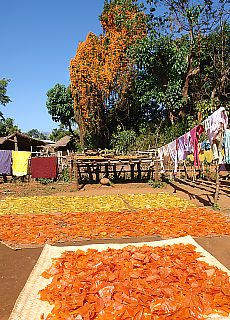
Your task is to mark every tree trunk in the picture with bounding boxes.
[73,97,85,147]
[181,29,200,115]
[182,53,200,98]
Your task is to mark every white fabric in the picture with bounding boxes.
[158,147,165,172]
[184,131,192,153]
[204,107,228,145]
[168,140,178,172]
[163,144,170,157]
[177,135,187,161]
[224,129,230,164]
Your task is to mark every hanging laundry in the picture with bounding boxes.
[190,125,204,167]
[177,135,187,161]
[219,163,230,171]
[0,150,12,175]
[212,128,224,163]
[162,144,170,158]
[223,129,230,164]
[201,140,211,151]
[168,140,178,172]
[12,151,31,176]
[203,107,228,164]
[204,107,228,144]
[158,147,165,172]
[184,131,192,154]
[204,149,214,163]
[30,156,58,179]
[158,147,164,160]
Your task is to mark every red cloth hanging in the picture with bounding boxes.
[30,157,58,179]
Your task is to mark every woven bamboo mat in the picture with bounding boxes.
[9,235,230,320]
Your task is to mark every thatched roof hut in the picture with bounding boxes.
[53,136,73,152]
[0,132,47,151]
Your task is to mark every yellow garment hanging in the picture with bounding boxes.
[203,150,213,163]
[12,151,31,176]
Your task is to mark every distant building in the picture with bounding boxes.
[0,132,48,152]
[53,136,73,155]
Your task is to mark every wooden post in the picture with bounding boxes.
[214,162,220,206]
[69,156,73,182]
[155,158,159,182]
[201,162,204,179]
[184,161,188,180]
[147,160,151,181]
[87,163,94,182]
[104,163,109,178]
[130,162,135,180]
[167,160,170,180]
[73,159,79,191]
[95,163,100,182]
[113,163,117,181]
[14,135,18,151]
[192,165,194,181]
[137,161,141,180]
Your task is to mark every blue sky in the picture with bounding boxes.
[1,0,105,133]
[1,0,227,134]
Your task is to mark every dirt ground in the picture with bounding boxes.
[0,180,230,320]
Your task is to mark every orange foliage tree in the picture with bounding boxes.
[70,0,146,147]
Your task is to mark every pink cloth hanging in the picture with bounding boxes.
[190,125,204,166]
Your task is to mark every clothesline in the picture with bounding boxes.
[158,107,229,172]
[0,151,58,179]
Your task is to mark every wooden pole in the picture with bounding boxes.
[214,162,220,206]
[130,162,135,181]
[104,163,109,178]
[95,163,100,182]
[184,161,188,180]
[73,159,79,191]
[137,161,141,180]
[87,163,94,181]
[69,156,73,182]
[14,135,18,151]
[113,163,117,181]
[155,158,159,182]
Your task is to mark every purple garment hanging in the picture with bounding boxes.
[0,150,12,174]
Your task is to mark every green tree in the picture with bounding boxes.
[111,125,137,154]
[46,84,76,136]
[26,129,48,140]
[0,118,20,136]
[133,34,189,125]
[0,78,11,119]
[133,0,229,130]
[192,22,230,118]
[49,125,71,142]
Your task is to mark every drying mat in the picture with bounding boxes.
[1,235,163,250]
[9,235,230,320]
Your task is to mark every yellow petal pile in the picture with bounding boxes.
[0,193,195,215]
[122,193,194,210]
